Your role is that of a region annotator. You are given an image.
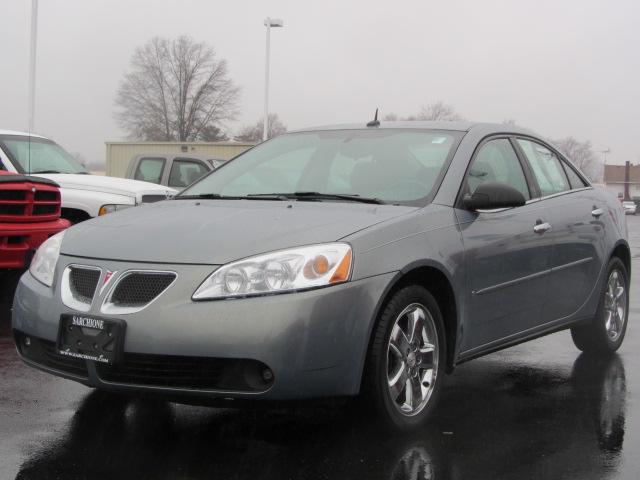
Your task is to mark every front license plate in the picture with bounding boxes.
[57,314,126,364]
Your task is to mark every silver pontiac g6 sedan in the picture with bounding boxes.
[12,121,630,430]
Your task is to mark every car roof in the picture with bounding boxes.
[290,121,537,136]
[0,129,48,139]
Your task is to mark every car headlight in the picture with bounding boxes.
[29,230,65,287]
[98,204,134,216]
[193,243,353,300]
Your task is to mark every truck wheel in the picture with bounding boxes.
[362,285,445,431]
[571,257,629,354]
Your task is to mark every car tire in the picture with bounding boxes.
[571,257,629,354]
[362,285,446,431]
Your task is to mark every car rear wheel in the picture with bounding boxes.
[571,257,629,354]
[362,285,445,431]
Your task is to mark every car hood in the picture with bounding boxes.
[61,200,416,264]
[34,174,176,198]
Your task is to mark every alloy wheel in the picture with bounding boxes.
[604,269,627,341]
[386,303,439,416]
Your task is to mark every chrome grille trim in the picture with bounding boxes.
[101,270,177,315]
[60,265,102,312]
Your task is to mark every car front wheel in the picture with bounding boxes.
[571,257,629,354]
[362,285,445,430]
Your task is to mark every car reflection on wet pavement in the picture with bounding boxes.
[1,217,639,480]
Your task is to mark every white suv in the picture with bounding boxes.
[0,130,176,223]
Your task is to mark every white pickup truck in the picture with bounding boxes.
[0,130,176,223]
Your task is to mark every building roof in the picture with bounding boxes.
[604,164,640,184]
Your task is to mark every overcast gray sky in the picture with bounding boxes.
[1,0,639,167]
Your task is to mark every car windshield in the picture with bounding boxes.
[180,129,462,205]
[0,136,88,174]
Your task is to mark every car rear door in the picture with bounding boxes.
[515,138,606,321]
[456,137,554,354]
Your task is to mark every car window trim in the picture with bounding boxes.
[512,135,592,195]
[454,134,537,210]
[515,137,572,196]
[135,157,166,184]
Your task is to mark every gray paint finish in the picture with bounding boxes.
[13,122,630,401]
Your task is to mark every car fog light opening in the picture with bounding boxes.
[192,243,353,300]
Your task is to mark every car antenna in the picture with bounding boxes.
[366,108,380,127]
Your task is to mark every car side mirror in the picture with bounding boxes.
[463,181,526,211]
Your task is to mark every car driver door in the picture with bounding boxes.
[456,137,554,356]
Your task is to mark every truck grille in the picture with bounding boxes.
[0,177,62,222]
[109,272,176,308]
[69,266,101,304]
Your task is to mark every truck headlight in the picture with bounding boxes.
[193,243,353,300]
[29,231,65,287]
[98,204,134,216]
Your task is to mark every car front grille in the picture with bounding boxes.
[15,332,89,379]
[69,266,101,304]
[109,272,176,308]
[96,353,273,392]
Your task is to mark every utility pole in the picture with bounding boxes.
[28,0,39,133]
[263,17,283,142]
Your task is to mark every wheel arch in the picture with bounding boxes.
[60,207,91,224]
[610,240,631,275]
[361,260,460,384]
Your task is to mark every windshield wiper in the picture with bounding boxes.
[30,169,63,174]
[174,193,230,200]
[174,193,287,201]
[249,192,385,204]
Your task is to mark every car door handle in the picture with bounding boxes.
[591,208,604,218]
[533,222,551,234]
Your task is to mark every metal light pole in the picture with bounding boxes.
[600,148,611,183]
[28,0,39,133]
[263,17,283,142]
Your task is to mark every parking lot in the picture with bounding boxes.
[0,215,638,480]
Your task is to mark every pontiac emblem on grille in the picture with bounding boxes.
[99,270,116,294]
[103,271,114,285]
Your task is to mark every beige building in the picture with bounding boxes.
[604,162,640,200]
[105,141,256,178]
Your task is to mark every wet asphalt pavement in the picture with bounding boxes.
[1,217,639,480]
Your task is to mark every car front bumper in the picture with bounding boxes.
[12,256,394,402]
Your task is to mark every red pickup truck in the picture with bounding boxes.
[0,171,70,271]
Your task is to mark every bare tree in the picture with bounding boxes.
[235,114,287,142]
[551,137,600,180]
[381,102,463,122]
[115,36,240,142]
[415,101,463,121]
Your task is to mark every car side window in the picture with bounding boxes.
[466,138,530,200]
[168,159,209,188]
[134,157,165,184]
[517,140,570,196]
[562,161,588,189]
